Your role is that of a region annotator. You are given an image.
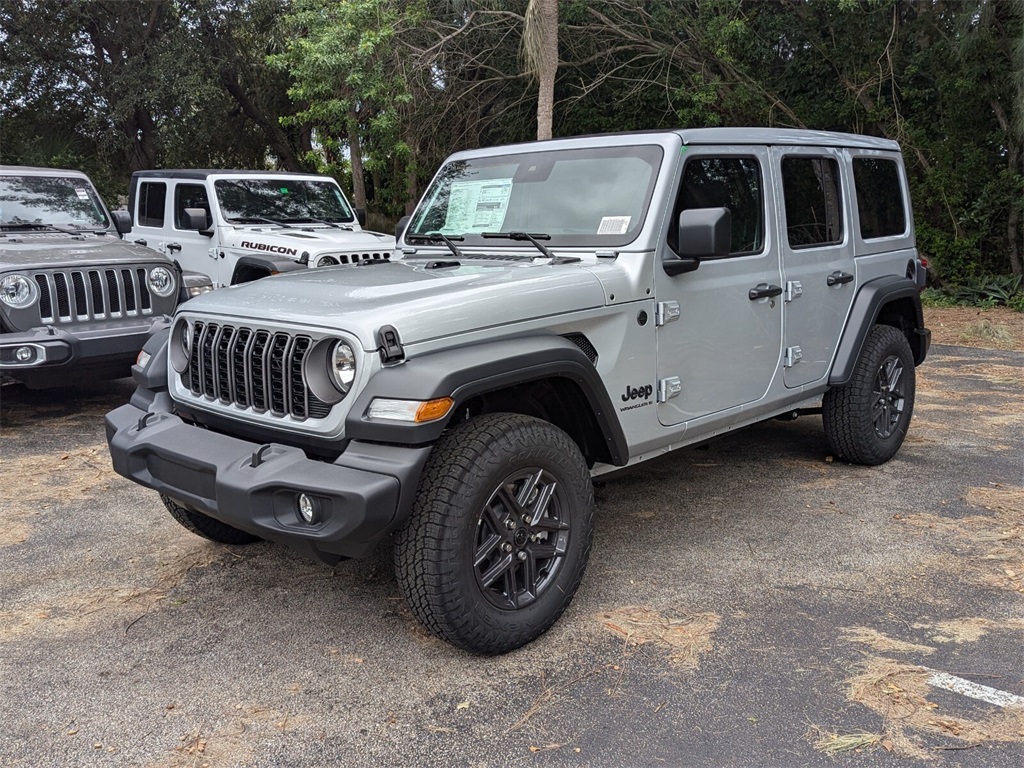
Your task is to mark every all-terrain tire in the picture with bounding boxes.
[161,494,261,545]
[393,413,595,655]
[822,324,916,466]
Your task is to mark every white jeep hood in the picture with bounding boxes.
[222,226,395,261]
[182,258,607,347]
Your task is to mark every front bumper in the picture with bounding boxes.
[105,402,432,562]
[0,317,168,372]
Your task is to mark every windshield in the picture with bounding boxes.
[0,174,109,229]
[214,178,355,224]
[409,144,663,247]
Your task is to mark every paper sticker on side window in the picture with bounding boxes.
[597,216,630,235]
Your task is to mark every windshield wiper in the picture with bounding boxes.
[225,216,297,229]
[0,222,81,235]
[407,232,465,259]
[482,231,580,264]
[283,217,353,230]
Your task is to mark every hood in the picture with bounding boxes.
[0,232,166,270]
[222,226,395,259]
[182,258,607,347]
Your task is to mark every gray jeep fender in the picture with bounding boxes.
[345,335,629,465]
[829,275,929,386]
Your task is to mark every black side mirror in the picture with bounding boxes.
[111,209,132,235]
[355,207,367,227]
[664,207,732,276]
[183,207,213,237]
[395,215,411,241]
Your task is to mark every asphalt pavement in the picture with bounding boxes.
[0,344,1021,767]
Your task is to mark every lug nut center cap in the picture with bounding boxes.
[514,529,529,547]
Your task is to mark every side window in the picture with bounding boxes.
[670,156,764,256]
[853,157,906,239]
[781,157,842,248]
[174,183,211,229]
[137,182,166,228]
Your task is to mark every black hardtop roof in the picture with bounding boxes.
[131,169,336,181]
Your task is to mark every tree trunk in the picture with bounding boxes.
[525,0,559,141]
[348,114,367,210]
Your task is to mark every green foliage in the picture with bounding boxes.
[951,274,1023,306]
[919,288,960,309]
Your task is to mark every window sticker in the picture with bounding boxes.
[597,216,631,235]
[442,178,513,233]
[74,188,90,200]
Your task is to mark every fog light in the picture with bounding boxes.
[297,493,320,524]
[15,346,34,362]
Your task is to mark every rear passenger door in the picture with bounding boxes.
[772,147,856,388]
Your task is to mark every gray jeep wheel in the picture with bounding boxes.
[822,324,916,465]
[161,494,260,545]
[393,413,594,655]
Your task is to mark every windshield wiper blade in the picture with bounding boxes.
[0,222,80,235]
[407,232,465,259]
[283,217,353,230]
[482,231,557,259]
[225,216,296,228]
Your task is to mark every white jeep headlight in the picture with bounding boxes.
[0,274,38,308]
[329,340,356,393]
[316,255,339,268]
[148,266,176,297]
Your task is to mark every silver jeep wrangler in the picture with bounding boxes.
[106,129,930,654]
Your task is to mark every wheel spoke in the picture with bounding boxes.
[481,497,508,533]
[479,552,514,589]
[496,484,527,519]
[503,568,518,608]
[886,360,903,392]
[525,479,556,526]
[515,469,544,509]
[520,552,539,601]
[527,542,565,560]
[474,533,502,567]
[532,515,570,533]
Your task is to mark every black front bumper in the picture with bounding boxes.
[106,402,432,562]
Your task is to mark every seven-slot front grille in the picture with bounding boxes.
[337,252,389,264]
[33,267,153,323]
[185,321,331,420]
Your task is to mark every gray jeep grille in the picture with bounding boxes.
[184,321,330,420]
[33,267,153,324]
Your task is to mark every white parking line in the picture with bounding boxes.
[926,670,1024,709]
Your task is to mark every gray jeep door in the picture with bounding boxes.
[655,146,783,427]
[772,147,857,387]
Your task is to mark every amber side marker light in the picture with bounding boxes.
[367,397,454,423]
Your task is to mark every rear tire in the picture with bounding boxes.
[161,494,260,545]
[393,413,594,655]
[823,324,916,465]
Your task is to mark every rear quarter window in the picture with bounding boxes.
[853,157,906,239]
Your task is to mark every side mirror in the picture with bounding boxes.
[395,215,411,242]
[664,207,732,276]
[183,207,213,237]
[355,207,367,227]
[111,209,132,235]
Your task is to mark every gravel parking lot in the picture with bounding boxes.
[1,342,1021,767]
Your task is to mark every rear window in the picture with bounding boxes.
[138,182,167,228]
[853,158,906,239]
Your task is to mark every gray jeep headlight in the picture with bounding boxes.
[148,266,176,297]
[330,340,357,393]
[0,275,38,308]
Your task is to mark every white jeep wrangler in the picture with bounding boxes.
[125,170,395,286]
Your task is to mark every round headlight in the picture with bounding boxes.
[316,255,339,268]
[0,274,38,308]
[329,340,356,393]
[148,266,176,297]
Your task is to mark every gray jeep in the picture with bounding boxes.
[0,166,212,389]
[106,129,930,653]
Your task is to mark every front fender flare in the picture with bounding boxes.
[345,335,628,465]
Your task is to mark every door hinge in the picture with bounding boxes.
[658,376,682,402]
[656,301,680,326]
[784,346,803,368]
[785,280,803,302]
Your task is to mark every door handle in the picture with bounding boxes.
[166,242,182,254]
[748,283,783,300]
[827,270,854,286]
[133,238,147,247]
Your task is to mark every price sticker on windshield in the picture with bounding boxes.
[74,188,89,200]
[597,216,630,235]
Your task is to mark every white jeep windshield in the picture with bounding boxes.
[0,174,109,229]
[409,144,663,247]
[215,178,355,224]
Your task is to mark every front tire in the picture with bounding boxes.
[823,324,916,465]
[393,413,595,655]
[161,494,261,545]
